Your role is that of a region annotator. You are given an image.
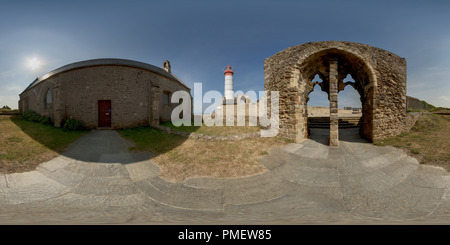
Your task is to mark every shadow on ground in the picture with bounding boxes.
[10,115,194,164]
[309,127,370,145]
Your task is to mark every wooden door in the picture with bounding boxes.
[98,100,111,128]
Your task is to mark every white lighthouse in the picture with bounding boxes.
[224,65,234,103]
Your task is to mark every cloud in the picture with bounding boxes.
[5,85,22,92]
[0,69,18,79]
[439,96,450,102]
[0,94,20,109]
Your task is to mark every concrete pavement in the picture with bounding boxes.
[0,129,449,224]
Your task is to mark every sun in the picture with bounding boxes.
[27,57,42,70]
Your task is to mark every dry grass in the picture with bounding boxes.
[0,115,56,173]
[153,137,286,182]
[0,115,88,174]
[119,126,288,182]
[375,113,450,171]
[161,122,261,136]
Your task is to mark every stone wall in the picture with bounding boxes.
[307,106,355,116]
[19,64,190,129]
[406,96,433,111]
[264,41,407,143]
[403,112,427,133]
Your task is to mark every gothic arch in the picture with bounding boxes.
[264,41,406,145]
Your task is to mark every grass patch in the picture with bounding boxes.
[0,115,89,174]
[375,113,450,170]
[118,126,287,182]
[118,126,185,153]
[161,121,261,136]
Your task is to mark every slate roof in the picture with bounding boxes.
[21,58,189,94]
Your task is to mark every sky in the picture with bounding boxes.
[0,0,449,112]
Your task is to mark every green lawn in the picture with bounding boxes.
[118,125,287,182]
[0,115,89,173]
[9,115,89,152]
[375,113,450,169]
[118,126,185,153]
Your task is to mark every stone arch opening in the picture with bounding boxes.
[338,74,363,140]
[305,71,364,142]
[294,48,375,145]
[307,74,328,105]
[264,41,406,145]
[306,74,330,142]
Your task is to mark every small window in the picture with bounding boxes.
[46,89,53,109]
[163,91,170,105]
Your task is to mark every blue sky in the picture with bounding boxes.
[1,0,449,111]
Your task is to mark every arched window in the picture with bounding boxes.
[163,91,170,105]
[240,96,246,104]
[45,89,53,109]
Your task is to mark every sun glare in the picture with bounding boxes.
[27,57,42,70]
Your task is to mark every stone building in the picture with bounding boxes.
[264,41,407,145]
[19,58,191,129]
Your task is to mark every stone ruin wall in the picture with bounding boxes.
[368,45,407,140]
[307,106,358,116]
[264,41,407,142]
[406,96,433,111]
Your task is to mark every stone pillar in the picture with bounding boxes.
[329,58,339,147]
[150,85,160,126]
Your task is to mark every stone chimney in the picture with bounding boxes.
[163,60,171,73]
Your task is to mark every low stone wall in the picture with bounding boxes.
[0,111,20,115]
[153,125,260,141]
[403,112,428,132]
[407,96,432,111]
[307,106,357,116]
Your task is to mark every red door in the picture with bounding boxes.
[98,100,111,128]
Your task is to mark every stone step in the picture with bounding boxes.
[63,161,95,176]
[379,156,420,182]
[308,124,360,129]
[223,172,292,206]
[91,163,130,178]
[37,166,84,188]
[293,167,340,187]
[135,177,223,211]
[2,172,70,205]
[71,176,139,196]
[308,117,362,129]
[308,121,362,124]
[124,159,160,182]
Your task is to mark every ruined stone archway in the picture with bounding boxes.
[264,41,407,145]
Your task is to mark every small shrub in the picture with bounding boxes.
[39,116,52,125]
[22,110,53,125]
[23,110,40,122]
[410,148,420,154]
[63,118,85,131]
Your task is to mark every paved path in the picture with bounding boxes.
[0,129,449,224]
